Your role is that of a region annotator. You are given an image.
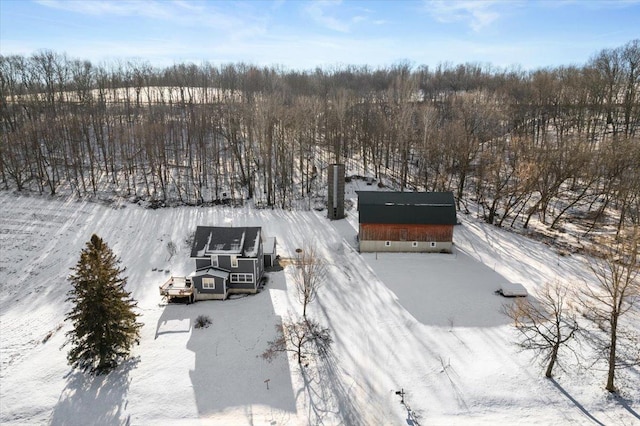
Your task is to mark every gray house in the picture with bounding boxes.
[160,226,275,302]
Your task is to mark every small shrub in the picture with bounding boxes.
[184,231,196,249]
[194,315,212,329]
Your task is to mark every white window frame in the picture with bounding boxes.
[231,273,253,283]
[202,277,216,290]
[231,256,238,268]
[210,255,218,268]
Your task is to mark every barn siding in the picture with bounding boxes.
[359,240,453,253]
[359,223,453,242]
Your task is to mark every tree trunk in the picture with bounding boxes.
[545,342,559,378]
[606,312,618,392]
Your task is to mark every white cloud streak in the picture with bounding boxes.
[36,0,174,19]
[303,0,350,33]
[424,0,502,31]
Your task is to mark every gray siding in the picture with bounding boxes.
[234,257,256,274]
[255,242,264,279]
[229,283,256,293]
[195,258,210,270]
[228,258,260,293]
[191,274,227,300]
[217,254,232,270]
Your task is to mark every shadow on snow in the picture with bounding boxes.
[50,357,139,426]
[154,273,297,420]
[361,247,516,328]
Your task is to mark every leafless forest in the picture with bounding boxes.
[1,40,638,236]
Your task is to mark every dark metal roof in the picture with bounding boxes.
[357,191,457,225]
[190,226,261,258]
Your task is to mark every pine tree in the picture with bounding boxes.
[64,234,142,375]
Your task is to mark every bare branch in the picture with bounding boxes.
[503,281,579,378]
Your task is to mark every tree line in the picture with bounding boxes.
[1,40,638,233]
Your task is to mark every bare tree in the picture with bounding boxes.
[262,318,332,365]
[578,226,640,392]
[263,244,331,365]
[503,282,579,378]
[166,240,177,261]
[293,244,326,320]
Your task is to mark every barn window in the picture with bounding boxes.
[430,242,437,248]
[385,241,391,247]
[202,278,216,289]
[412,241,418,247]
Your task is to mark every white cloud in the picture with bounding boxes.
[303,0,350,33]
[35,0,268,41]
[424,0,502,31]
[36,0,174,19]
[301,1,381,34]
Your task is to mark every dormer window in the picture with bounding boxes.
[231,256,238,268]
[211,255,218,267]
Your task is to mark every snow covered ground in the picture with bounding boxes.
[0,185,638,425]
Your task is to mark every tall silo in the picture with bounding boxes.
[327,163,345,220]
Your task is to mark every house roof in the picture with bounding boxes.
[190,226,262,258]
[357,191,457,225]
[190,267,230,279]
[263,237,276,255]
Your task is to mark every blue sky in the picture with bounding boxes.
[1,0,639,71]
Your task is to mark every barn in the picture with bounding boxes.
[356,191,457,253]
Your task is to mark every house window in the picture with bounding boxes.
[384,241,391,247]
[202,278,216,290]
[231,256,238,268]
[412,241,418,247]
[430,242,437,248]
[211,255,218,267]
[231,273,253,283]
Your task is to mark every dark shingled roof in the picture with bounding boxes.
[190,226,262,258]
[357,191,457,225]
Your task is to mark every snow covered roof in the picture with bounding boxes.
[357,191,457,225]
[499,282,528,297]
[190,226,262,258]
[263,237,276,255]
[190,267,230,279]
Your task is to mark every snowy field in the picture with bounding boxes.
[0,186,639,425]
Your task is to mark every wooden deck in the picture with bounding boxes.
[160,276,194,299]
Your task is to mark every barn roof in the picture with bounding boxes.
[190,226,262,258]
[357,191,457,225]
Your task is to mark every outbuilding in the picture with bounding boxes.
[357,191,457,253]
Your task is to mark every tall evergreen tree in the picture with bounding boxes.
[64,234,142,375]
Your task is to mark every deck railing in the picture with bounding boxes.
[159,277,194,297]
